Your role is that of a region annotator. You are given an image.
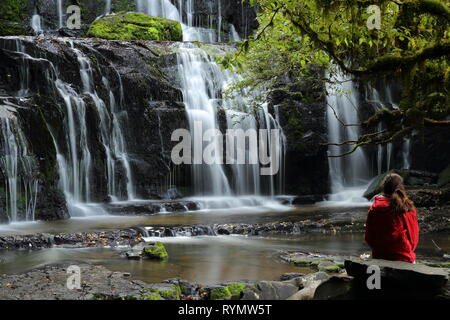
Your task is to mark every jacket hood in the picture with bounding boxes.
[371,195,391,211]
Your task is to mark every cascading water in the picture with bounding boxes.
[135,0,225,42]
[31,14,43,35]
[325,72,371,205]
[104,0,112,15]
[0,114,38,222]
[57,0,64,29]
[69,41,134,201]
[175,44,286,209]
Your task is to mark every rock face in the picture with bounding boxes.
[345,258,449,299]
[4,0,258,39]
[87,12,183,41]
[0,37,195,221]
[270,77,329,198]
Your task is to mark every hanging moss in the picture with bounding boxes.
[87,12,183,41]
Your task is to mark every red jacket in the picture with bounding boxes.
[365,195,419,263]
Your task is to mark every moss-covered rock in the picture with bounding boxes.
[0,0,28,36]
[363,169,408,200]
[209,287,232,300]
[87,12,182,41]
[225,283,247,296]
[143,242,168,260]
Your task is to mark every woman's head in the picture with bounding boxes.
[382,173,414,213]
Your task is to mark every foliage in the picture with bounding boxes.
[222,0,450,155]
[143,242,169,259]
[0,0,28,36]
[87,12,182,41]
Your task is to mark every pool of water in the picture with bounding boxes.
[0,232,448,285]
[0,205,448,285]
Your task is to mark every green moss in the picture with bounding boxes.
[225,283,246,296]
[87,12,182,41]
[158,287,181,300]
[291,259,313,266]
[425,262,450,268]
[0,0,28,36]
[210,287,232,300]
[319,265,341,272]
[143,242,168,260]
[142,293,161,300]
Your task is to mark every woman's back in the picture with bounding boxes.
[364,173,419,263]
[365,195,419,263]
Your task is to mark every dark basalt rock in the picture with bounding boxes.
[345,258,449,299]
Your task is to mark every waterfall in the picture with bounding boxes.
[402,138,411,169]
[229,25,241,42]
[57,0,64,29]
[31,14,43,35]
[367,87,394,174]
[175,44,286,208]
[135,0,223,42]
[0,114,38,222]
[325,72,371,205]
[69,42,134,201]
[105,0,112,15]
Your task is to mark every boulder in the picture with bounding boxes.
[87,12,183,41]
[345,258,449,299]
[143,242,169,260]
[286,272,331,300]
[241,280,301,300]
[438,163,450,187]
[363,169,408,200]
[280,273,305,281]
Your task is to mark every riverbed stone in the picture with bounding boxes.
[240,281,300,300]
[287,272,331,300]
[280,251,346,273]
[143,242,168,260]
[280,273,305,281]
[87,12,183,41]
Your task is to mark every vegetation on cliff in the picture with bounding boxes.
[223,0,450,156]
[0,0,28,36]
[87,12,183,41]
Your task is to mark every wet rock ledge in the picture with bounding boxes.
[0,259,448,300]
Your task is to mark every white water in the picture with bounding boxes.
[229,24,241,42]
[3,39,134,217]
[105,0,112,15]
[69,42,135,201]
[0,116,38,222]
[135,0,226,42]
[57,0,64,29]
[175,44,286,207]
[31,14,43,35]
[324,71,371,206]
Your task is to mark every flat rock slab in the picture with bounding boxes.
[345,258,449,291]
[241,280,301,300]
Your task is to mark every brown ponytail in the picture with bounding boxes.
[382,173,415,213]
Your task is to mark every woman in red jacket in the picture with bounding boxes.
[365,173,419,263]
